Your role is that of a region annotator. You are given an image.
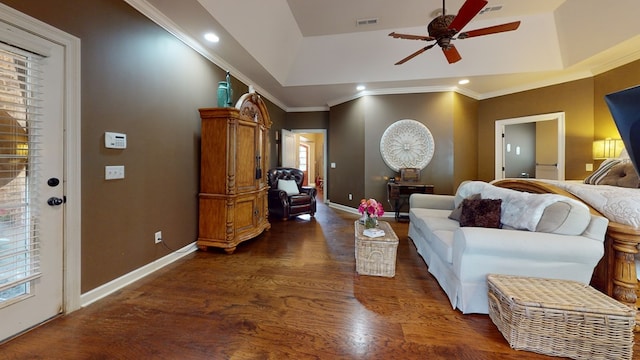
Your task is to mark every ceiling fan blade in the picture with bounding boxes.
[447,0,488,33]
[394,44,436,65]
[389,32,435,41]
[458,21,521,39]
[442,44,462,64]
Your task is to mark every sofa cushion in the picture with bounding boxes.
[290,194,312,205]
[410,208,460,244]
[459,198,502,228]
[431,230,454,264]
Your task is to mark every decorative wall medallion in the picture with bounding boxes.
[380,119,434,171]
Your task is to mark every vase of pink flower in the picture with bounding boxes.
[358,198,384,229]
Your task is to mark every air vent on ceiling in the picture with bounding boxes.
[479,5,503,15]
[356,18,378,27]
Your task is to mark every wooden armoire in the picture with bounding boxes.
[197,93,271,253]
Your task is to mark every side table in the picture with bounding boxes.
[387,182,434,221]
[354,220,399,277]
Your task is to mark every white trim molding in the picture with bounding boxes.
[81,243,198,307]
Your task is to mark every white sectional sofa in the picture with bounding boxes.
[408,181,609,314]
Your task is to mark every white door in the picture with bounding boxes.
[281,129,296,168]
[0,21,65,342]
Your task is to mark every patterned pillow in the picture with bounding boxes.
[597,162,640,188]
[584,158,622,185]
[459,198,502,228]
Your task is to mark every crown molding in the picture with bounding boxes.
[124,0,640,113]
[124,0,288,111]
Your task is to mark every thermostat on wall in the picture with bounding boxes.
[105,132,127,149]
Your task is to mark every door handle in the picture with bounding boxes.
[47,196,65,206]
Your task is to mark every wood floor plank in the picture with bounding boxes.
[1,195,638,359]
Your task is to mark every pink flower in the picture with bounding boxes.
[358,198,384,218]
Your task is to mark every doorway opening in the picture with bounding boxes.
[494,112,565,181]
[281,129,327,201]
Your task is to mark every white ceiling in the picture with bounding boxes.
[132,0,640,111]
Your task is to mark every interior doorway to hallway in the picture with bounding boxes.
[280,129,327,200]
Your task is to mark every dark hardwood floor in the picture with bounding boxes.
[2,194,638,359]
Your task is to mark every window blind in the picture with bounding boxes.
[0,43,43,306]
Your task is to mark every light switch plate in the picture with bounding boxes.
[105,165,125,180]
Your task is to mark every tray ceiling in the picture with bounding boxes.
[134,0,640,111]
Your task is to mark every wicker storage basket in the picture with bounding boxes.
[354,221,398,277]
[487,274,636,360]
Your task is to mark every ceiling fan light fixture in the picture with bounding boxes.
[389,0,520,65]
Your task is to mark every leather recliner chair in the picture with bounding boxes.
[267,167,317,220]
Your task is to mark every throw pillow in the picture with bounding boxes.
[584,158,622,185]
[277,179,300,195]
[459,198,502,228]
[449,193,481,221]
[597,162,640,188]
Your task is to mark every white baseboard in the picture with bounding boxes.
[328,202,359,214]
[80,242,198,307]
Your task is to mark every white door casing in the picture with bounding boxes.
[0,4,81,342]
[494,112,565,181]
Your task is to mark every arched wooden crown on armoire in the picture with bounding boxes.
[197,93,271,254]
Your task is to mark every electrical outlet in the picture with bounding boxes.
[154,231,162,244]
[348,193,353,200]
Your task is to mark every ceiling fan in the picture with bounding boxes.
[389,0,521,65]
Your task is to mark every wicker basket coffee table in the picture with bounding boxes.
[488,274,636,360]
[354,220,398,277]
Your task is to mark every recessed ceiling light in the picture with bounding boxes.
[458,79,470,85]
[356,85,366,91]
[204,33,219,43]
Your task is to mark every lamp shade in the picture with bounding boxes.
[605,85,640,175]
[592,139,624,159]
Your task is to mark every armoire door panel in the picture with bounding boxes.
[199,120,229,194]
[198,197,227,241]
[236,122,258,191]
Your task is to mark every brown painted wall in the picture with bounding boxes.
[453,93,479,190]
[285,111,330,130]
[265,102,286,170]
[477,78,595,181]
[0,0,283,292]
[328,93,455,210]
[328,98,365,207]
[594,60,640,140]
